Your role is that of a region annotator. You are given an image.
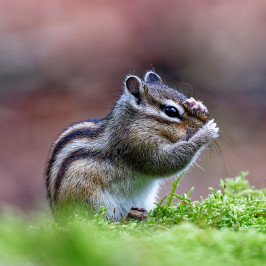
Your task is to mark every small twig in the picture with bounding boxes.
[121,214,126,224]
[180,200,189,205]
[151,224,170,232]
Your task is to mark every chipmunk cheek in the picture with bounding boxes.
[173,124,188,142]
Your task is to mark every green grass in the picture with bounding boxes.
[0,172,265,266]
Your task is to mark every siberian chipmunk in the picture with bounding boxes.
[45,71,219,220]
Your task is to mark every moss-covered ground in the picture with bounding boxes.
[0,172,265,266]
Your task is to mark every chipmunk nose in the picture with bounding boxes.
[183,97,208,114]
[183,97,210,123]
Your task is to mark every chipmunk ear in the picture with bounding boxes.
[144,71,162,83]
[125,75,142,100]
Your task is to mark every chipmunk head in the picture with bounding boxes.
[122,71,209,144]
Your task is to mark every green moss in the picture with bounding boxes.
[0,172,265,265]
[151,171,266,232]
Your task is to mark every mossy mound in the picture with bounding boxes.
[0,172,265,266]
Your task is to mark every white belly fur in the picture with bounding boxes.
[103,176,161,220]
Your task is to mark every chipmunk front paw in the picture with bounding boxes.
[204,119,219,139]
[191,119,219,145]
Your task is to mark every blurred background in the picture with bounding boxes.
[0,0,266,211]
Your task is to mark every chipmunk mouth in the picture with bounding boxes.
[186,128,193,141]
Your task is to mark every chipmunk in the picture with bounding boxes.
[45,71,219,220]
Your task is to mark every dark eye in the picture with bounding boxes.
[161,105,181,119]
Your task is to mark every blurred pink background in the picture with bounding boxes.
[0,0,266,211]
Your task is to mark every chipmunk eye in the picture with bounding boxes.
[161,105,181,119]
